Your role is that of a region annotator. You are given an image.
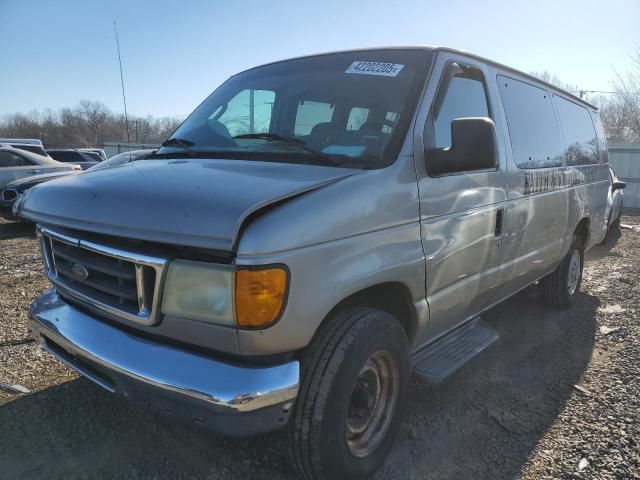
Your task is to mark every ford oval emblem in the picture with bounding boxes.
[71,263,89,280]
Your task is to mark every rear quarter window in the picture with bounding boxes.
[591,112,608,164]
[553,96,599,166]
[497,75,564,169]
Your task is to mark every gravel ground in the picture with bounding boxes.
[0,216,638,480]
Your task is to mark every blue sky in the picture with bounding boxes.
[0,0,638,118]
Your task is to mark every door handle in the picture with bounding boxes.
[28,169,41,174]
[495,207,505,238]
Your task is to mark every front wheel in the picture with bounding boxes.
[287,307,410,480]
[541,235,584,309]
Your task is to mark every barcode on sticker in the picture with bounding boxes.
[345,61,404,77]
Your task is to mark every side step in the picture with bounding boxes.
[412,317,499,382]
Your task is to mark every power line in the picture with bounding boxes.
[113,21,130,143]
[579,89,640,98]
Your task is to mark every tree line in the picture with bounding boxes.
[0,100,183,148]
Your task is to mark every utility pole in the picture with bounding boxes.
[113,21,130,144]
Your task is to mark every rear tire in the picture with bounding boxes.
[287,307,410,480]
[541,235,584,309]
[611,210,621,229]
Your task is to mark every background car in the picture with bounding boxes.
[46,149,101,169]
[1,170,78,220]
[0,146,78,189]
[78,148,107,161]
[86,149,154,171]
[0,149,155,221]
[605,166,626,232]
[0,142,51,158]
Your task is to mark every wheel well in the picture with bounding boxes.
[327,283,418,343]
[574,218,590,244]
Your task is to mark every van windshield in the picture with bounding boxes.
[154,49,431,169]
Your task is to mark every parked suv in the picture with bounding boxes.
[46,149,101,169]
[19,47,610,479]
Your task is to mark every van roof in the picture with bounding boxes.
[244,46,597,111]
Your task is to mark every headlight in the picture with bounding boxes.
[161,260,288,329]
[161,260,235,325]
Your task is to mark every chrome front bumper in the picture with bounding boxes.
[29,289,300,436]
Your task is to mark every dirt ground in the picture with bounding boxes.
[1,216,638,480]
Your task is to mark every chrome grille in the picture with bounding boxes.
[37,225,166,325]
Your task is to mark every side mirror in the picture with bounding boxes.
[427,117,498,176]
[612,180,626,191]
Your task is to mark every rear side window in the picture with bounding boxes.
[48,151,83,162]
[347,107,369,131]
[294,100,335,136]
[83,152,102,162]
[553,96,599,165]
[0,151,23,167]
[498,76,564,169]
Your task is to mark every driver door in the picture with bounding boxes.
[413,52,509,344]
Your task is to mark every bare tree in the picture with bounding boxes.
[531,56,640,144]
[0,100,183,148]
[599,49,640,143]
[529,70,581,95]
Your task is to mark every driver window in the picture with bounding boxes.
[212,89,275,137]
[431,63,489,148]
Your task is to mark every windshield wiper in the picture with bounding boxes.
[233,133,343,166]
[161,137,195,154]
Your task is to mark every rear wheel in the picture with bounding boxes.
[541,235,584,309]
[611,209,622,229]
[287,307,410,480]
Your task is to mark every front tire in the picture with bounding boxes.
[541,235,584,309]
[287,307,410,480]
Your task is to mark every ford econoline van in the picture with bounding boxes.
[18,47,609,479]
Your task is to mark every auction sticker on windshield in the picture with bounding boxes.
[345,61,404,77]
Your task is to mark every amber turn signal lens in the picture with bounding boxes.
[235,268,288,328]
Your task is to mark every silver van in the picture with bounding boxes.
[19,47,609,479]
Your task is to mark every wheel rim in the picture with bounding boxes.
[567,249,581,295]
[345,350,399,458]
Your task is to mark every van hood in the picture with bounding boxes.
[16,159,357,252]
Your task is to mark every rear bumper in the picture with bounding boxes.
[28,289,299,436]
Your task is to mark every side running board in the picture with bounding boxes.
[412,317,499,382]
